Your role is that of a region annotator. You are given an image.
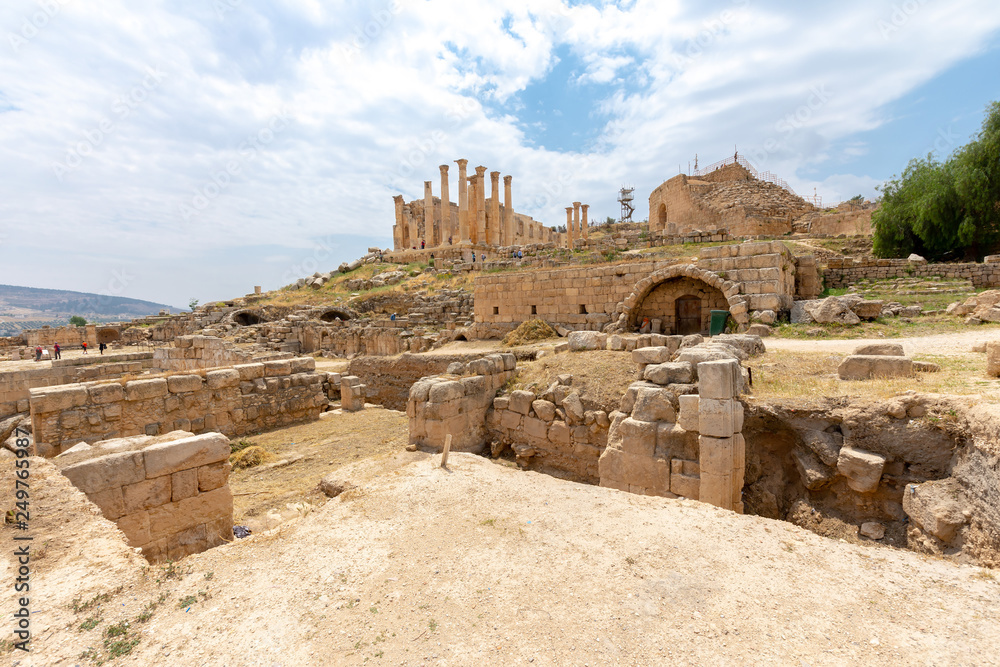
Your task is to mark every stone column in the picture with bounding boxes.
[503,175,513,246]
[404,204,416,250]
[573,202,581,247]
[581,203,589,240]
[565,207,574,249]
[467,176,478,244]
[423,181,434,247]
[456,159,470,244]
[475,166,487,246]
[489,171,501,247]
[392,195,404,250]
[439,165,451,245]
[696,359,744,513]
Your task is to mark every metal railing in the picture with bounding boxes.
[692,153,798,197]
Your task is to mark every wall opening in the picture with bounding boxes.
[319,308,353,323]
[493,306,499,315]
[658,203,667,230]
[631,276,728,334]
[96,328,120,345]
[579,304,588,315]
[233,312,263,326]
[531,305,537,315]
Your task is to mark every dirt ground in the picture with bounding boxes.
[5,452,1000,666]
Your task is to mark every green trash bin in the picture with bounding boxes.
[709,310,730,337]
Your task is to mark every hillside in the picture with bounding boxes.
[0,284,178,336]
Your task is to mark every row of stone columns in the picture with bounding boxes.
[394,159,539,251]
[563,201,590,249]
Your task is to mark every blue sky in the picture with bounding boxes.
[1,0,999,308]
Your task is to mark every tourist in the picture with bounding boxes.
[390,313,396,322]
[448,236,452,245]
[53,342,61,360]
[34,345,42,361]
[517,250,523,259]
[640,317,651,334]
[421,239,425,250]
[99,342,106,355]
[481,253,486,263]
[82,342,87,354]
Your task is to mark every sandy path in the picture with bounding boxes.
[766,328,1000,357]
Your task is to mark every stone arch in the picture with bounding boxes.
[232,310,263,326]
[96,327,120,345]
[614,264,748,332]
[319,307,355,323]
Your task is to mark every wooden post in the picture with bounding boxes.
[441,433,452,468]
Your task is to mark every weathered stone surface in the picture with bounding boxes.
[860,522,885,540]
[700,360,741,399]
[792,447,836,490]
[31,385,89,413]
[171,468,200,502]
[853,343,904,357]
[568,331,607,351]
[561,392,586,425]
[508,390,535,415]
[532,400,556,421]
[618,417,657,457]
[902,479,967,542]
[143,433,231,478]
[631,387,676,423]
[428,381,464,404]
[677,394,699,431]
[89,383,124,404]
[790,300,818,324]
[167,375,204,393]
[838,355,913,380]
[125,378,169,401]
[713,334,766,357]
[676,346,740,369]
[988,342,1000,377]
[746,323,771,337]
[122,476,172,514]
[800,429,842,467]
[805,297,861,325]
[698,398,736,438]
[319,474,356,498]
[836,445,886,493]
[61,451,145,494]
[206,369,241,390]
[851,300,884,320]
[913,361,941,373]
[632,347,673,365]
[198,462,231,492]
[644,362,694,386]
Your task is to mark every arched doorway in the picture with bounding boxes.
[319,308,354,323]
[233,311,263,326]
[96,328,120,345]
[657,203,667,231]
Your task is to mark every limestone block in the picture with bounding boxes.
[607,335,625,351]
[122,476,172,514]
[206,369,241,389]
[117,511,151,546]
[622,451,668,491]
[698,434,735,473]
[852,300,884,320]
[618,417,657,457]
[734,401,744,432]
[677,394,699,431]
[670,473,700,500]
[289,357,316,373]
[632,347,672,365]
[31,385,89,413]
[631,387,676,423]
[643,362,694,386]
[804,298,860,325]
[61,451,146,494]
[548,420,571,444]
[264,360,292,377]
[699,471,733,509]
[532,400,556,421]
[125,378,169,402]
[676,347,739,372]
[860,522,885,540]
[146,486,233,542]
[698,399,737,438]
[428,381,464,403]
[235,363,265,381]
[523,416,549,441]
[499,410,522,430]
[568,331,607,351]
[853,343,904,357]
[508,390,535,415]
[837,355,913,380]
[598,446,624,483]
[89,383,124,405]
[561,392,585,425]
[747,324,771,337]
[86,486,125,521]
[902,479,968,543]
[698,360,741,400]
[168,375,203,393]
[792,447,836,490]
[987,342,1000,377]
[170,468,200,502]
[143,433,231,478]
[836,445,886,493]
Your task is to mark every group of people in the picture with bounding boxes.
[31,340,108,361]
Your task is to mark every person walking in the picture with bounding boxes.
[99,342,106,355]
[82,342,87,354]
[53,342,61,360]
[34,346,42,361]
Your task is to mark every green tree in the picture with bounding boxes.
[873,101,1000,260]
[69,315,87,326]
[188,298,199,311]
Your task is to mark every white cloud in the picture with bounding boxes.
[0,0,998,304]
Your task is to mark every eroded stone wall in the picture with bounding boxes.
[697,241,797,312]
[57,432,233,562]
[29,357,327,456]
[824,257,1000,289]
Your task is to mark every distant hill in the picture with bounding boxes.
[0,284,179,330]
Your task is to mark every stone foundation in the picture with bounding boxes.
[29,357,328,456]
[58,431,233,562]
[824,257,1000,289]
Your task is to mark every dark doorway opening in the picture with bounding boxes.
[675,295,702,335]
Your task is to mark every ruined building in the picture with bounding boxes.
[648,154,816,240]
[391,160,556,251]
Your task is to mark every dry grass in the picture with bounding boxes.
[771,317,1000,340]
[749,349,1000,401]
[228,407,408,521]
[501,319,559,347]
[511,350,636,412]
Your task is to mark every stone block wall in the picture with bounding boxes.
[488,386,610,483]
[152,335,255,372]
[57,432,233,562]
[598,352,745,512]
[350,352,500,411]
[823,258,1000,289]
[0,360,150,419]
[407,353,517,454]
[697,241,796,312]
[649,228,730,247]
[29,357,327,456]
[794,255,822,300]
[25,324,97,348]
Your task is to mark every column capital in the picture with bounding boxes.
[581,203,589,210]
[475,165,487,176]
[565,206,574,213]
[490,170,500,180]
[392,194,404,203]
[455,158,469,168]
[573,201,581,208]
[503,174,512,185]
[439,164,449,173]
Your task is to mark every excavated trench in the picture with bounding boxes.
[742,395,1000,567]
